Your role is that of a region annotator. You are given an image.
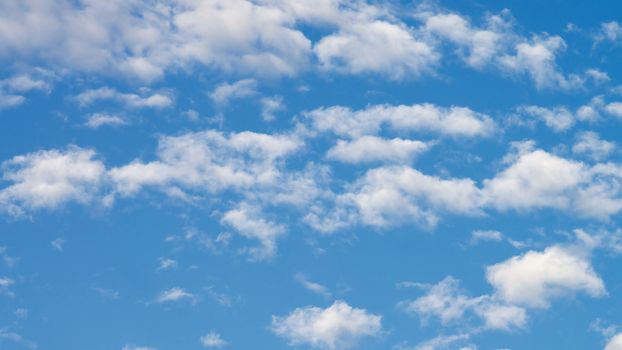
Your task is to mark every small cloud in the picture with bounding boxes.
[93,287,120,300]
[155,287,194,304]
[470,230,504,245]
[84,113,127,129]
[157,258,178,271]
[51,238,65,252]
[209,79,257,106]
[200,331,228,348]
[294,273,331,299]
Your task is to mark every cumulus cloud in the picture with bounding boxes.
[398,276,526,331]
[326,136,430,164]
[606,333,622,350]
[517,105,575,132]
[499,36,582,90]
[572,131,615,161]
[315,18,438,79]
[303,103,495,139]
[221,203,286,261]
[0,147,105,216]
[108,129,301,197]
[486,245,606,308]
[209,79,257,106]
[271,300,382,349]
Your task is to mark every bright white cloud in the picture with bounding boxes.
[271,300,382,349]
[606,333,622,350]
[315,19,438,79]
[499,36,582,90]
[0,147,105,216]
[486,245,606,308]
[326,136,429,164]
[108,129,301,197]
[304,103,495,138]
[84,113,127,129]
[605,102,622,118]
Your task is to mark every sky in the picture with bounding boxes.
[1,0,622,349]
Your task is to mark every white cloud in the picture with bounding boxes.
[482,148,622,219]
[200,331,228,348]
[51,238,65,252]
[209,79,257,106]
[303,103,495,139]
[338,166,482,229]
[0,0,312,81]
[294,273,331,298]
[326,136,429,164]
[398,276,526,331]
[121,345,157,350]
[271,300,382,350]
[422,12,508,68]
[606,333,622,350]
[0,147,105,216]
[486,245,606,308]
[517,105,575,132]
[74,87,173,108]
[315,18,438,79]
[605,102,622,118]
[470,230,503,244]
[108,129,301,196]
[499,36,582,90]
[221,203,286,261]
[586,68,610,83]
[85,113,127,129]
[157,258,178,271]
[596,21,622,43]
[155,287,194,303]
[572,131,615,161]
[399,333,471,350]
[260,95,284,122]
[0,94,25,109]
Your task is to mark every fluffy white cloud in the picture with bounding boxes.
[572,131,615,160]
[74,87,173,108]
[271,300,382,349]
[0,147,105,216]
[84,113,127,129]
[108,129,301,196]
[606,333,622,350]
[499,36,582,90]
[326,136,430,164]
[605,102,622,118]
[221,203,286,261]
[338,166,482,229]
[209,79,257,106]
[200,331,228,348]
[398,276,526,331]
[260,95,284,122]
[517,105,575,132]
[315,18,437,79]
[0,0,312,80]
[303,103,495,139]
[422,12,508,68]
[482,147,622,219]
[486,245,606,308]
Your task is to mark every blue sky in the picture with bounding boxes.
[1,1,622,349]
